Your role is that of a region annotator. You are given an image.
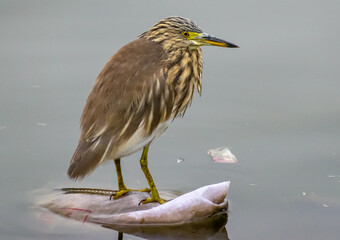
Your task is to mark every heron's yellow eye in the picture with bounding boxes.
[182,32,190,38]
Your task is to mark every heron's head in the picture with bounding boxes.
[140,16,238,51]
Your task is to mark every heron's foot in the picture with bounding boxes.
[139,196,166,205]
[109,188,151,200]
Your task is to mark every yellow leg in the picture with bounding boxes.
[112,158,129,198]
[139,145,165,204]
[111,158,149,199]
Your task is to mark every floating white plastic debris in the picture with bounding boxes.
[0,126,7,130]
[177,158,184,163]
[36,123,47,126]
[323,204,328,208]
[302,192,306,196]
[328,175,335,178]
[38,181,230,226]
[207,147,237,163]
[249,183,257,187]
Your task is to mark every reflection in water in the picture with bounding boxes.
[118,232,123,240]
[105,212,228,240]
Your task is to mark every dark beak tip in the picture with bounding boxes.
[227,43,239,48]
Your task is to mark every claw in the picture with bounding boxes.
[109,189,129,200]
[138,197,166,205]
[109,188,151,201]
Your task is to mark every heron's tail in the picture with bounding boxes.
[67,138,110,180]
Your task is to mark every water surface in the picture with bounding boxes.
[1,1,339,239]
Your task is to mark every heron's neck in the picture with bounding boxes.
[165,48,203,117]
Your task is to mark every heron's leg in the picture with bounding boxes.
[111,158,129,198]
[114,158,127,191]
[139,145,165,204]
[111,158,150,199]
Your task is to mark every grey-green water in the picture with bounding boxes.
[1,1,339,239]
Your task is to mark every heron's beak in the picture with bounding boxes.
[194,33,239,48]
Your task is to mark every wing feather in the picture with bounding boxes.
[68,38,173,179]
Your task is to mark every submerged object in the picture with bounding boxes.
[38,181,230,225]
[37,182,230,239]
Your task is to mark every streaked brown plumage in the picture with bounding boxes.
[68,16,238,204]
